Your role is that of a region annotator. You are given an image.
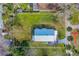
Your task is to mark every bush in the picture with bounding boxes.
[68,15,72,20]
[67,27,72,31]
[10,39,30,56]
[4,34,11,39]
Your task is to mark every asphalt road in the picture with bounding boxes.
[0,30,9,56]
[0,4,9,56]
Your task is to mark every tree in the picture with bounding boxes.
[66,44,71,50]
[67,36,73,41]
[6,4,14,11]
[10,39,30,56]
[67,27,72,31]
[20,40,29,46]
[68,15,72,20]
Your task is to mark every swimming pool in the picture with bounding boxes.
[34,28,55,35]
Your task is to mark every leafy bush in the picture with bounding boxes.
[67,27,72,31]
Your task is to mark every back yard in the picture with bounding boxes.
[10,12,65,41]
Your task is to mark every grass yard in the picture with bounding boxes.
[27,48,66,56]
[30,41,65,48]
[70,5,79,25]
[11,12,65,41]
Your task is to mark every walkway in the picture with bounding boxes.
[58,38,68,45]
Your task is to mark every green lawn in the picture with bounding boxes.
[70,5,79,25]
[11,12,65,40]
[27,48,66,56]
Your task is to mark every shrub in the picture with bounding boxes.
[4,34,11,39]
[67,27,72,31]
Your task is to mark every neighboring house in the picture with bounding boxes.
[32,28,58,42]
[0,4,3,29]
[16,8,23,13]
[32,3,61,11]
[32,3,39,11]
[75,4,79,9]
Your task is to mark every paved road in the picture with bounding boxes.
[0,4,10,56]
[0,29,10,55]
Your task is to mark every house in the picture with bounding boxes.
[32,27,58,42]
[16,8,23,13]
[32,3,61,12]
[32,3,39,11]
